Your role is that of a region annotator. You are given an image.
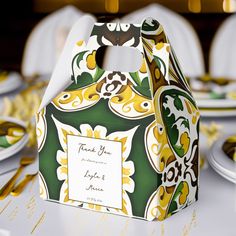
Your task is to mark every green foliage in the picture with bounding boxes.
[130,72,141,86]
[181,119,190,130]
[76,51,88,68]
[168,182,184,214]
[173,95,183,111]
[130,73,151,98]
[154,56,166,77]
[154,55,161,69]
[67,72,93,90]
[93,66,105,82]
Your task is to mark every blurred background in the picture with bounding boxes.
[0,0,235,72]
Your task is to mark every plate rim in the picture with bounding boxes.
[207,134,236,184]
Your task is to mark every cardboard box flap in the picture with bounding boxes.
[39,14,96,111]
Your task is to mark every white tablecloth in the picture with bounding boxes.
[0,117,235,236]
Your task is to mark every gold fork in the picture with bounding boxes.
[0,157,35,200]
[10,173,38,196]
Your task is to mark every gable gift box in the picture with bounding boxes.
[36,15,200,221]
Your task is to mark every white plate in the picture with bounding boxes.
[196,98,236,109]
[207,134,236,184]
[208,156,236,184]
[0,116,29,161]
[192,80,236,117]
[199,108,236,117]
[0,72,22,94]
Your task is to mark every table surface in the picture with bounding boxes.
[0,116,235,236]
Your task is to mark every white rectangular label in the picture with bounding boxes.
[67,135,122,209]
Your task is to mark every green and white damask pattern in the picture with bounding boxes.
[37,17,200,221]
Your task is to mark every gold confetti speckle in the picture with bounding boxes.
[120,219,130,236]
[0,200,12,215]
[161,223,165,236]
[182,210,197,236]
[8,206,19,221]
[26,196,36,219]
[200,122,223,147]
[29,176,37,193]
[31,212,46,234]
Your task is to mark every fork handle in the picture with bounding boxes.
[11,174,37,196]
[0,166,24,200]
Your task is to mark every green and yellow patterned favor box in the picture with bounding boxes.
[36,17,200,221]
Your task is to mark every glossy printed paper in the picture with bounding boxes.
[37,17,200,221]
[67,135,123,209]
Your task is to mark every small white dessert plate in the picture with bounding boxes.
[208,134,236,184]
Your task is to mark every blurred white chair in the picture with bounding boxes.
[104,4,205,78]
[210,14,236,79]
[22,5,84,77]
